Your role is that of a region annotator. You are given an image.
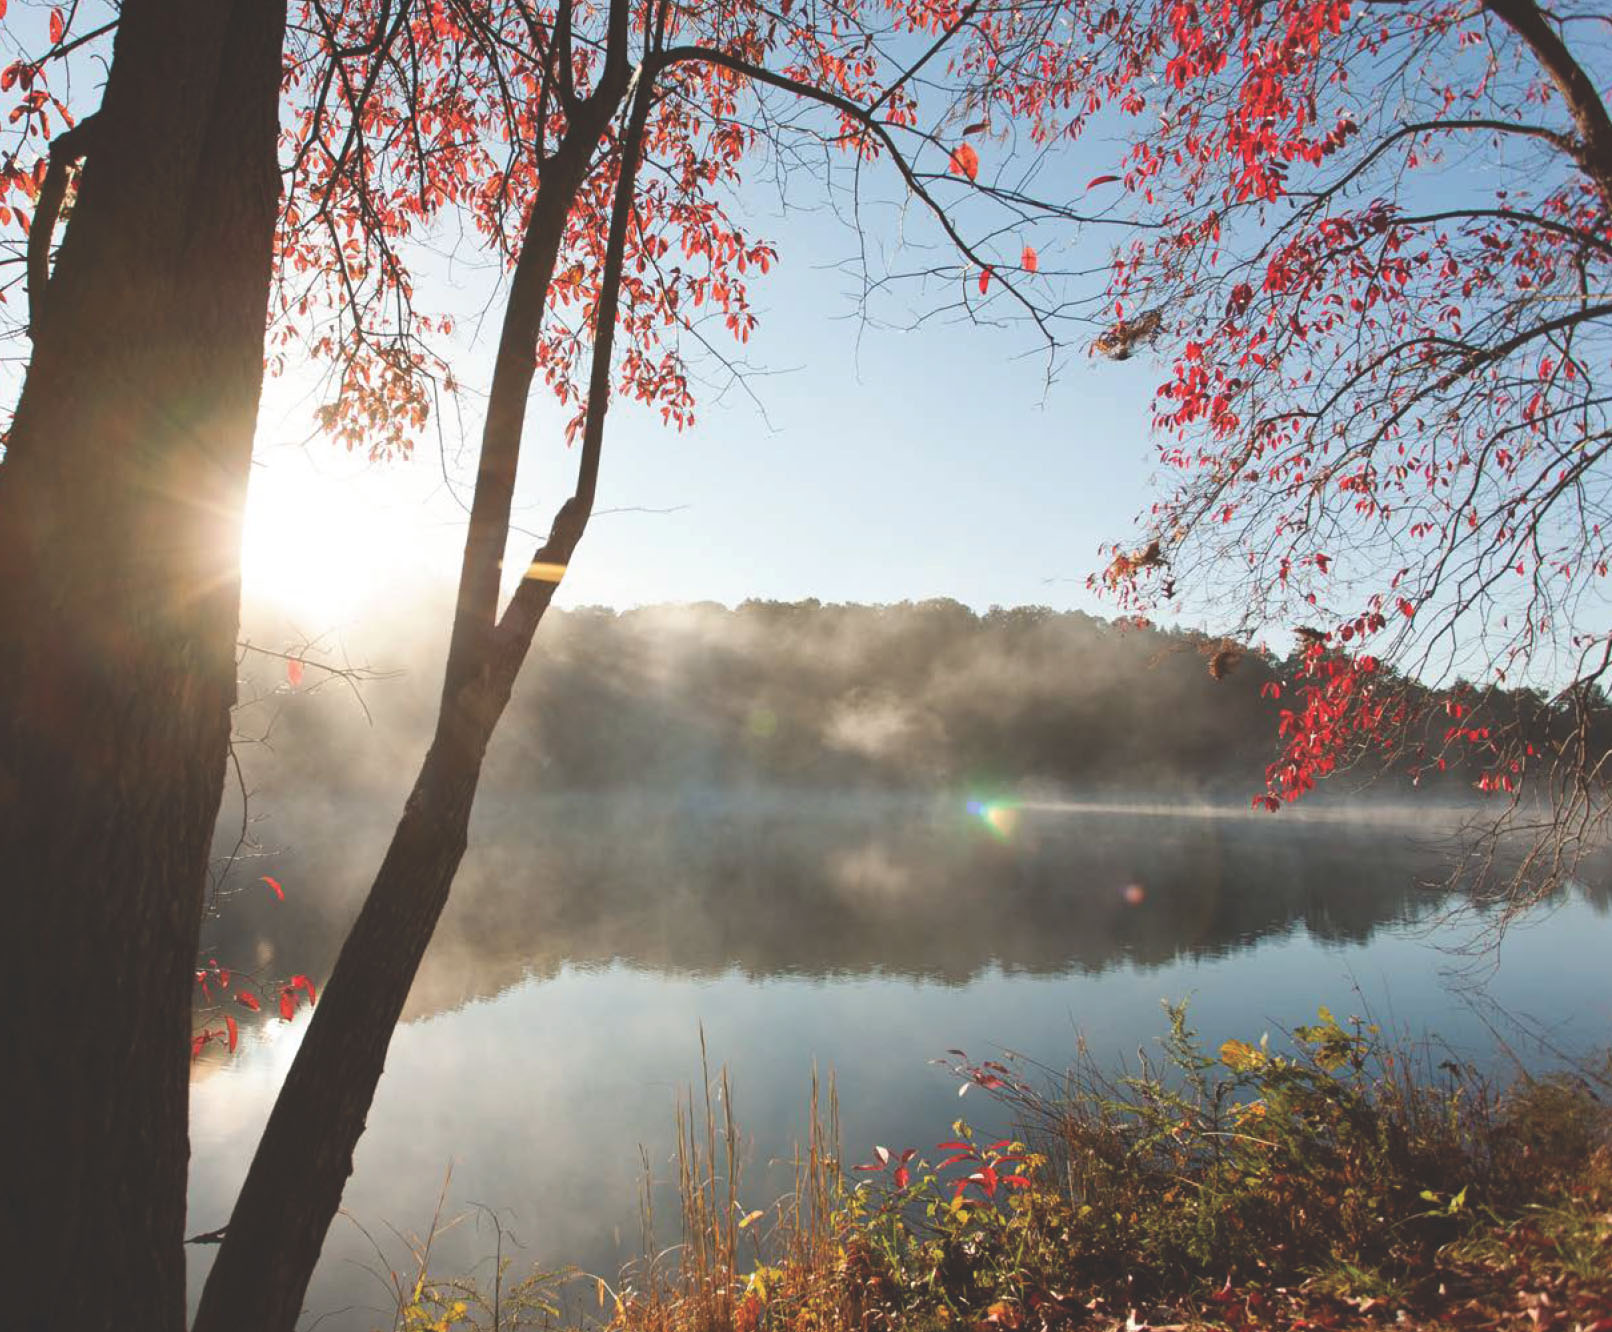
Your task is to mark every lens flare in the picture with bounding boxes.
[986,805,1020,837]
[967,798,1020,838]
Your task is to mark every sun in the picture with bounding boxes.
[239,453,439,628]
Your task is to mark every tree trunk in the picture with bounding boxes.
[0,1,285,1328]
[194,61,654,1331]
[191,707,494,1332]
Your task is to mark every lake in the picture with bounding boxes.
[186,795,1612,1328]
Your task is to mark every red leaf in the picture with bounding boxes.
[948,143,980,181]
[978,268,991,295]
[287,657,305,687]
[225,1015,238,1053]
[278,989,296,1021]
[893,1165,910,1188]
[1021,245,1038,273]
[1086,174,1120,188]
[291,973,318,1004]
[962,121,989,136]
[935,1152,973,1170]
[48,8,63,43]
[873,1144,890,1166]
[237,991,261,1012]
[262,875,285,901]
[936,1140,972,1151]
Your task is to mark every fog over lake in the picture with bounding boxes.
[186,605,1612,1329]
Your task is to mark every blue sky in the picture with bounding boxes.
[0,1,1170,633]
[244,175,1167,631]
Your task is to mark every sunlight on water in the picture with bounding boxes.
[965,795,1476,826]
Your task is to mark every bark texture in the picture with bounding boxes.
[0,2,285,1328]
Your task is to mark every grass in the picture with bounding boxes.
[381,1006,1612,1332]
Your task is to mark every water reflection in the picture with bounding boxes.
[188,802,1612,1330]
[201,797,1466,1027]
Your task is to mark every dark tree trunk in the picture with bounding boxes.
[0,1,285,1328]
[190,161,602,1332]
[190,709,494,1332]
[193,56,654,1332]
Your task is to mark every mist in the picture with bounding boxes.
[197,597,1582,1040]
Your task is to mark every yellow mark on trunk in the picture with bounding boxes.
[525,561,568,583]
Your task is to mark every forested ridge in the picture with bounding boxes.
[254,599,1605,800]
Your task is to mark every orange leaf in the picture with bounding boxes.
[948,143,980,182]
[1021,245,1038,273]
[48,8,63,43]
[225,1015,238,1053]
[261,875,285,901]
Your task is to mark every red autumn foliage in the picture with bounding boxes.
[855,1126,1032,1201]
[1001,0,1612,899]
[949,142,981,182]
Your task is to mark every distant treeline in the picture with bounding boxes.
[244,598,1612,801]
[497,599,1286,795]
[209,597,1612,1016]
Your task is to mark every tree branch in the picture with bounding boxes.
[494,63,656,670]
[1484,0,1612,208]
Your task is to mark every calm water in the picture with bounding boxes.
[186,797,1612,1328]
